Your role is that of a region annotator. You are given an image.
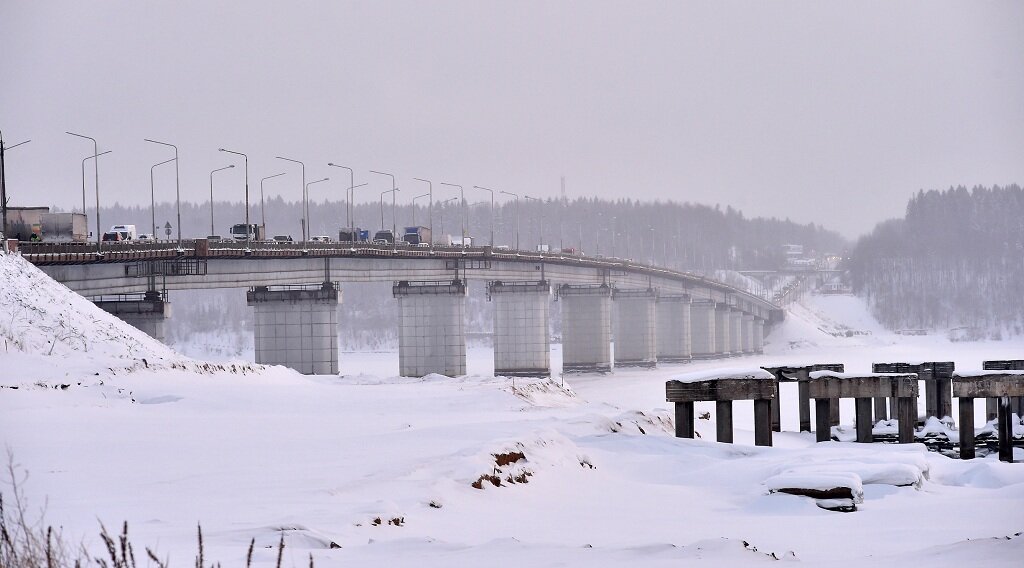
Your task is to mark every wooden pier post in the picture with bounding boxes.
[897,396,916,443]
[815,398,832,442]
[674,401,694,438]
[753,398,773,447]
[958,396,975,459]
[997,396,1013,463]
[716,400,734,443]
[854,397,873,443]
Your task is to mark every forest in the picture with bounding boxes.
[849,184,1024,337]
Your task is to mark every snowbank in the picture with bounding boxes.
[670,367,776,383]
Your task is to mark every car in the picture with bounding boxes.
[137,233,155,242]
[311,235,332,243]
[272,235,294,243]
[494,245,511,251]
[101,231,123,242]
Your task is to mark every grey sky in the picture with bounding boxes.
[2,0,1022,238]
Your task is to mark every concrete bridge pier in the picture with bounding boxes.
[558,283,613,373]
[728,308,743,356]
[689,300,717,359]
[714,304,732,358]
[656,294,691,363]
[247,283,340,375]
[741,315,754,355]
[613,288,658,368]
[752,318,765,354]
[393,280,467,377]
[93,290,170,343]
[489,280,551,377]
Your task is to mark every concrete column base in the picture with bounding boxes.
[690,300,717,359]
[489,280,551,377]
[93,290,171,343]
[656,294,692,363]
[247,284,340,375]
[613,288,658,368]
[394,280,467,378]
[728,308,743,356]
[558,284,612,373]
[714,304,732,358]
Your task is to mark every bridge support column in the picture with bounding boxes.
[741,315,754,355]
[753,318,765,354]
[728,308,743,356]
[656,294,691,363]
[558,284,612,373]
[714,304,732,358]
[247,284,340,375]
[613,288,658,368]
[690,300,717,359]
[489,280,550,377]
[394,280,467,377]
[93,290,170,343]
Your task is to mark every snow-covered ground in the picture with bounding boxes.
[2,250,1023,567]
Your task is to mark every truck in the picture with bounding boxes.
[402,226,432,246]
[110,224,137,241]
[41,212,88,242]
[230,223,266,241]
[372,229,395,244]
[339,228,370,243]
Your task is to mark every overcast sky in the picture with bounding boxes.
[2,1,1021,239]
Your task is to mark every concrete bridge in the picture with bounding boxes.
[18,240,784,377]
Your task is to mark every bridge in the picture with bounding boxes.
[16,239,784,377]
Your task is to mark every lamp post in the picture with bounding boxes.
[438,197,458,241]
[525,194,543,251]
[81,150,111,218]
[218,148,249,246]
[439,182,465,247]
[344,182,368,241]
[369,170,398,239]
[1,131,31,239]
[149,157,176,239]
[276,156,307,242]
[472,185,495,246]
[326,163,354,232]
[411,192,429,226]
[259,172,287,232]
[304,177,330,237]
[66,132,101,248]
[499,190,520,251]
[412,177,433,251]
[209,165,235,236]
[144,139,182,246]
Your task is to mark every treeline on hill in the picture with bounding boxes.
[92,197,845,272]
[849,184,1024,336]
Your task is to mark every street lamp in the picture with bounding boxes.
[259,172,288,232]
[276,156,307,241]
[378,187,400,241]
[326,163,354,232]
[439,182,465,247]
[369,170,398,239]
[411,192,429,226]
[472,185,495,246]
[525,194,543,251]
[218,148,250,246]
[499,190,520,251]
[66,132,101,248]
[0,131,31,239]
[144,139,182,246]
[438,197,458,241]
[81,150,111,218]
[344,182,368,241]
[304,177,330,237]
[412,177,433,251]
[209,165,235,236]
[150,157,176,239]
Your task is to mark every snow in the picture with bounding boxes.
[808,371,914,379]
[669,367,776,383]
[2,253,1024,567]
[954,370,1024,378]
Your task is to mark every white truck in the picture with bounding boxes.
[110,224,138,241]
